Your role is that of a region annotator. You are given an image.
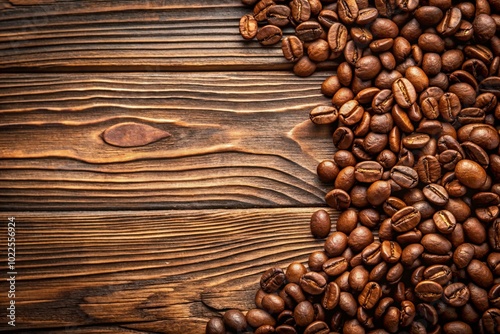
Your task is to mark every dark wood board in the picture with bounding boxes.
[0,209,338,333]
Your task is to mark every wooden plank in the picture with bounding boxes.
[0,0,335,71]
[0,71,335,210]
[0,208,337,333]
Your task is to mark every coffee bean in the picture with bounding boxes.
[325,188,351,210]
[239,14,258,40]
[293,56,316,77]
[349,226,374,253]
[423,183,449,206]
[261,267,286,293]
[267,5,291,27]
[282,36,304,62]
[290,0,311,23]
[293,300,314,327]
[355,55,381,80]
[300,272,327,295]
[256,25,283,46]
[296,21,323,42]
[380,240,402,263]
[422,233,452,255]
[309,105,338,124]
[480,76,500,98]
[467,259,494,289]
[391,206,422,233]
[322,282,340,310]
[455,159,487,189]
[354,161,383,183]
[206,317,225,334]
[247,309,276,328]
[437,7,462,37]
[253,0,274,21]
[415,280,443,302]
[223,310,247,332]
[358,282,382,309]
[390,165,419,189]
[327,23,348,52]
[337,0,359,25]
[473,14,497,43]
[339,100,364,126]
[443,321,473,334]
[310,210,331,239]
[392,78,417,108]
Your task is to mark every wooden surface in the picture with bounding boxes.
[0,1,337,333]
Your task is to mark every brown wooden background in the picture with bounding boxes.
[0,1,339,333]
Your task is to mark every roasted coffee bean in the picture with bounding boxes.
[323,257,349,277]
[223,310,247,332]
[322,282,340,310]
[415,155,441,184]
[253,0,274,21]
[296,21,323,42]
[349,226,374,253]
[324,232,348,257]
[392,78,417,108]
[310,210,331,239]
[300,272,327,295]
[423,183,449,206]
[206,317,225,334]
[443,321,473,334]
[455,159,487,189]
[256,25,283,46]
[290,0,311,23]
[294,56,316,77]
[422,233,452,255]
[339,100,364,126]
[325,188,351,210]
[355,55,382,80]
[354,161,383,183]
[266,5,291,27]
[261,267,286,293]
[339,292,358,317]
[390,165,419,189]
[366,180,392,206]
[337,0,359,25]
[391,206,421,233]
[415,280,443,302]
[282,36,304,62]
[443,283,470,307]
[358,282,382,309]
[328,22,348,52]
[424,264,452,285]
[433,210,456,234]
[380,240,402,263]
[239,14,258,40]
[467,259,494,289]
[480,76,500,98]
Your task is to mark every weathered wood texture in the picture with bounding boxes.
[0,72,335,210]
[0,0,336,71]
[0,209,337,333]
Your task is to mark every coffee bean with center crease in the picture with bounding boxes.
[354,161,384,183]
[325,188,351,210]
[253,0,274,21]
[309,105,338,124]
[322,282,340,310]
[391,206,422,233]
[323,257,349,277]
[358,282,382,309]
[482,308,500,334]
[339,100,364,126]
[239,14,258,40]
[443,283,470,307]
[392,78,417,108]
[296,21,323,42]
[290,0,311,23]
[433,210,456,234]
[267,5,291,27]
[304,321,330,334]
[256,25,283,46]
[390,165,419,189]
[300,272,327,295]
[328,23,348,52]
[261,267,286,293]
[282,36,304,62]
[415,280,443,302]
[337,0,359,25]
[423,183,449,206]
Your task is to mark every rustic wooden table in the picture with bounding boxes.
[0,1,339,333]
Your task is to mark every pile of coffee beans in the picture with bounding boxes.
[206,0,500,333]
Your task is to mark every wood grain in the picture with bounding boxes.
[0,0,336,71]
[0,208,338,333]
[0,71,336,210]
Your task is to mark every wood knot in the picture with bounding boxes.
[102,122,171,148]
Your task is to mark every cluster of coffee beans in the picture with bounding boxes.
[206,0,500,333]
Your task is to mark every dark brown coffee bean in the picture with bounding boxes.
[480,76,500,98]
[358,282,382,310]
[282,36,304,63]
[253,0,274,21]
[423,183,449,206]
[310,210,331,239]
[303,321,329,334]
[418,33,445,53]
[489,219,500,251]
[293,300,314,327]
[391,206,421,233]
[257,25,283,46]
[443,321,472,334]
[322,282,340,310]
[328,22,348,52]
[422,53,442,76]
[335,166,355,192]
[300,272,327,295]
[390,165,419,189]
[339,292,357,318]
[443,283,470,307]
[290,0,311,23]
[414,6,444,26]
[354,161,383,183]
[437,7,462,37]
[361,242,382,266]
[381,240,402,263]
[473,14,497,43]
[405,66,429,93]
[371,18,399,39]
[386,262,404,284]
[356,7,379,25]
[309,105,338,125]
[323,257,349,277]
[422,233,452,255]
[296,21,323,42]
[339,100,364,126]
[415,155,441,184]
[467,259,494,288]
[206,317,225,334]
[402,243,424,267]
[223,309,248,332]
[461,142,490,168]
[355,55,382,80]
[371,89,394,114]
[482,308,500,334]
[266,5,291,27]
[344,40,363,66]
[415,280,443,302]
[433,210,456,234]
[260,267,286,293]
[392,78,417,108]
[293,56,316,77]
[324,231,348,257]
[402,133,430,149]
[325,188,351,210]
[366,180,392,206]
[455,159,487,189]
[318,9,338,29]
[337,0,359,25]
[247,309,276,328]
[423,264,452,285]
[349,226,375,253]
[454,243,475,269]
